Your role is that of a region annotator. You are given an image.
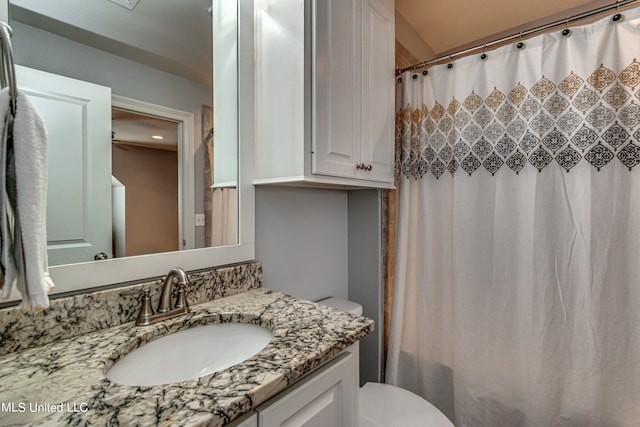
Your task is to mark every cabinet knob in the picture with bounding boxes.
[356,163,364,170]
[365,164,373,171]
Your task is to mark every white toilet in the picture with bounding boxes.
[319,298,454,427]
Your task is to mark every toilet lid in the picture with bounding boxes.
[359,383,454,427]
[317,297,363,316]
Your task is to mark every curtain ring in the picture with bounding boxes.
[447,56,453,69]
[516,33,525,50]
[562,17,571,37]
[480,45,488,60]
[613,1,624,22]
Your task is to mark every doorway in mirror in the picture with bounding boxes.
[112,108,180,257]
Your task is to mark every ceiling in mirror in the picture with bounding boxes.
[112,109,179,150]
[10,0,213,85]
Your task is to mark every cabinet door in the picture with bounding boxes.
[257,352,358,426]
[227,412,258,427]
[360,0,394,184]
[311,0,361,179]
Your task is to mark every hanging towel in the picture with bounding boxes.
[0,88,54,311]
[0,92,16,293]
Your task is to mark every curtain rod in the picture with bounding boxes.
[396,0,638,75]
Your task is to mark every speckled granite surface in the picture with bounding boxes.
[0,288,374,426]
[0,262,263,356]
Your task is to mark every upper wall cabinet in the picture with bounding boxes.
[255,0,395,189]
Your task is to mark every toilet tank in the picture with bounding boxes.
[318,298,363,316]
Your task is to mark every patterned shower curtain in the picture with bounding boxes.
[386,8,640,427]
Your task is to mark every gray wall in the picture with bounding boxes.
[256,187,384,386]
[348,190,384,385]
[255,187,349,301]
[11,22,212,119]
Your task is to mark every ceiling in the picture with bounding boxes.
[11,0,620,84]
[9,0,213,85]
[396,0,612,59]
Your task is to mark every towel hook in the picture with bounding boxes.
[0,22,17,116]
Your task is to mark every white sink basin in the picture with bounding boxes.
[106,323,273,386]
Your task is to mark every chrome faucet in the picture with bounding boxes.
[122,267,191,326]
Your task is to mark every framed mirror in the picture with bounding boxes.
[1,0,255,297]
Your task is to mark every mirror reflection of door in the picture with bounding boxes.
[16,65,113,266]
[111,109,179,257]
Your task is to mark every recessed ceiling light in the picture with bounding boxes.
[108,0,140,11]
[152,135,164,140]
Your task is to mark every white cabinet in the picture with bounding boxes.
[227,412,258,427]
[360,0,395,184]
[255,0,395,189]
[256,350,358,426]
[226,347,359,426]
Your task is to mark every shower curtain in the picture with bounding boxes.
[387,8,640,427]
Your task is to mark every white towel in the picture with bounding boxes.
[0,88,54,311]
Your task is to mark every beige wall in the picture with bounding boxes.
[395,40,419,70]
[395,11,435,66]
[112,145,179,256]
[434,0,614,58]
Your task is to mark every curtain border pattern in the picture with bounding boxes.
[396,60,640,180]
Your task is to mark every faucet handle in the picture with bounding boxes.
[174,282,189,311]
[120,287,155,326]
[136,288,155,325]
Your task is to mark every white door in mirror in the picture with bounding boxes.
[16,65,113,266]
[106,323,273,386]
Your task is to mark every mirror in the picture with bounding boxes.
[1,0,255,296]
[8,0,238,261]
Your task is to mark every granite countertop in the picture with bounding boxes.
[0,288,374,426]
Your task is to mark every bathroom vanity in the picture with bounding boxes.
[237,350,359,427]
[0,263,373,426]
